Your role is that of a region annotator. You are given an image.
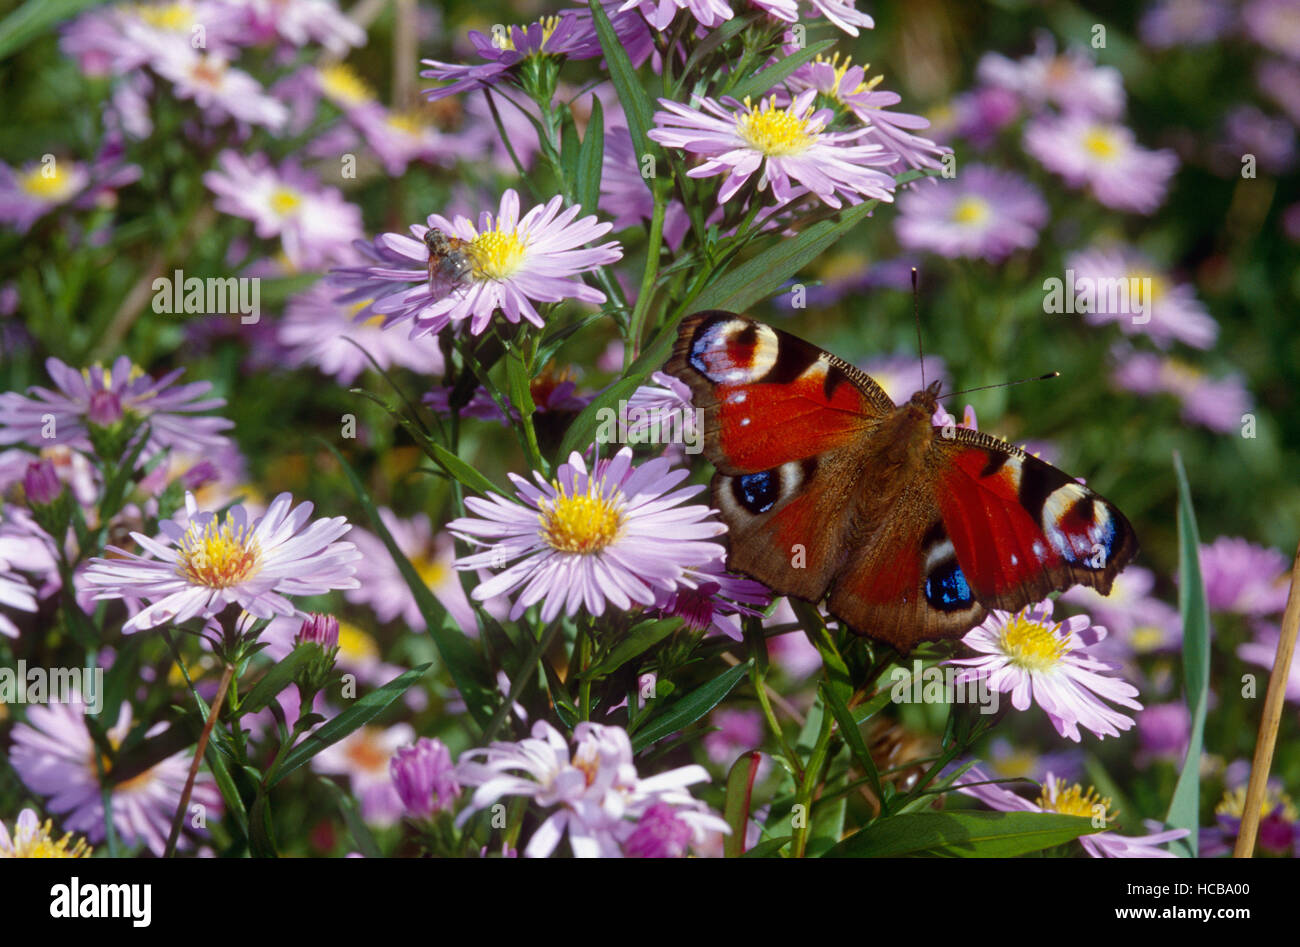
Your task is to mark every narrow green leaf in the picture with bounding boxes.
[824,811,1102,858]
[728,39,837,102]
[578,618,681,679]
[1165,451,1210,857]
[631,660,752,751]
[505,349,536,419]
[741,835,791,858]
[322,778,382,859]
[557,375,643,462]
[0,0,110,60]
[324,441,499,733]
[723,750,763,857]
[269,664,433,787]
[577,97,605,213]
[821,682,885,806]
[586,0,654,159]
[560,107,581,190]
[237,648,312,717]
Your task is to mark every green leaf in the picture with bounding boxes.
[249,791,277,858]
[324,442,499,733]
[0,0,110,60]
[237,647,311,717]
[821,682,885,806]
[728,39,837,102]
[560,107,581,191]
[586,0,654,160]
[1165,452,1210,857]
[723,750,763,857]
[269,664,433,788]
[556,375,643,463]
[577,97,605,213]
[741,835,792,858]
[578,618,681,679]
[632,660,752,752]
[322,778,382,859]
[824,811,1102,858]
[505,348,536,419]
[689,198,881,315]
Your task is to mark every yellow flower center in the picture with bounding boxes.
[337,621,379,662]
[176,514,261,588]
[498,16,561,53]
[737,96,819,157]
[538,481,624,554]
[319,63,374,107]
[385,111,427,136]
[1082,126,1120,160]
[1129,625,1167,653]
[344,729,390,773]
[189,56,227,89]
[1,819,92,858]
[414,555,449,589]
[132,2,193,30]
[1038,780,1115,824]
[950,195,991,225]
[270,188,302,216]
[470,228,526,281]
[998,613,1068,671]
[1216,786,1297,821]
[19,165,75,201]
[814,52,884,99]
[992,748,1038,779]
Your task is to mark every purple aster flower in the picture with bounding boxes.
[149,47,289,131]
[346,509,478,635]
[647,90,898,210]
[448,447,727,624]
[704,708,765,766]
[349,104,474,175]
[22,459,63,506]
[0,551,38,639]
[985,737,1085,784]
[1111,349,1249,432]
[84,491,360,632]
[423,385,512,425]
[1257,60,1300,126]
[895,165,1046,261]
[59,0,245,77]
[0,809,92,858]
[957,765,1189,857]
[1137,702,1191,764]
[230,0,366,54]
[9,698,220,855]
[1067,247,1218,349]
[617,0,734,30]
[261,616,421,705]
[1025,115,1178,214]
[805,0,874,35]
[330,189,622,337]
[295,612,340,649]
[600,127,691,250]
[1243,0,1300,60]
[1198,536,1292,615]
[0,355,233,457]
[946,599,1142,742]
[278,276,445,384]
[1061,566,1182,661]
[310,62,377,113]
[623,802,697,857]
[455,720,726,857]
[861,352,949,405]
[1221,105,1296,175]
[787,54,948,170]
[976,34,1125,119]
[1204,784,1299,857]
[313,723,414,827]
[421,14,592,99]
[390,737,462,818]
[0,158,90,233]
[1139,0,1234,48]
[653,559,771,640]
[204,151,363,270]
[1238,623,1300,703]
[930,86,1022,149]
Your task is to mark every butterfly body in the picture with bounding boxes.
[666,311,1138,651]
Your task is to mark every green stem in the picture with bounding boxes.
[624,183,668,368]
[793,708,835,858]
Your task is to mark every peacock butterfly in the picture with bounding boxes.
[664,310,1139,652]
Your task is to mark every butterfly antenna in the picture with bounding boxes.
[911,267,925,390]
[945,372,1061,398]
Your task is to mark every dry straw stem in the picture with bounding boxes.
[1233,541,1300,857]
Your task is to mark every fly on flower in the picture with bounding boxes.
[423,227,476,298]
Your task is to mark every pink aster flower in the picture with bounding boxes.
[448,447,727,624]
[1140,0,1234,48]
[391,737,462,818]
[1238,623,1300,704]
[955,765,1188,857]
[149,47,289,131]
[330,189,621,338]
[59,0,245,77]
[0,808,92,858]
[0,158,90,233]
[1110,349,1249,432]
[1024,114,1178,214]
[1243,0,1300,60]
[455,720,726,857]
[345,509,477,635]
[205,151,362,270]
[653,559,771,640]
[1198,536,1292,615]
[600,127,691,250]
[787,54,948,170]
[0,551,38,639]
[278,276,445,384]
[647,90,898,210]
[803,0,874,35]
[313,723,415,827]
[1061,566,1182,661]
[0,355,233,457]
[895,164,1046,261]
[617,0,734,30]
[976,34,1125,119]
[9,698,220,855]
[230,0,366,54]
[83,491,360,632]
[946,599,1142,742]
[1068,247,1218,349]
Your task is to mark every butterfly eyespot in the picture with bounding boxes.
[735,470,780,514]
[924,560,973,612]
